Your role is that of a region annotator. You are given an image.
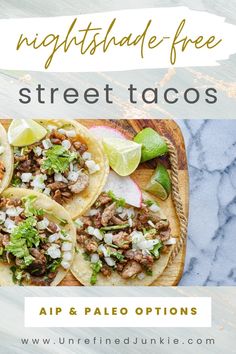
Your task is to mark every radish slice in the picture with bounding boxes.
[103,171,142,208]
[89,125,126,140]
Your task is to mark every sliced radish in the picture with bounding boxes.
[89,125,126,140]
[103,171,142,208]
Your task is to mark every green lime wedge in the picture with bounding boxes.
[103,138,141,176]
[145,164,171,200]
[134,128,168,162]
[8,119,47,146]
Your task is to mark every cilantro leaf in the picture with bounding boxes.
[6,217,40,264]
[42,145,77,173]
[11,176,21,187]
[22,195,45,217]
[107,190,126,208]
[90,260,102,285]
[150,242,163,258]
[112,251,124,261]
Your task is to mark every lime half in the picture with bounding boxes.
[145,164,171,200]
[8,119,47,146]
[134,128,168,162]
[103,138,141,176]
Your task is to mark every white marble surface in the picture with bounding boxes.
[178,120,236,285]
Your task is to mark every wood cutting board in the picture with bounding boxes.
[1,119,189,286]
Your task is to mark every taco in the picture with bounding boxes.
[10,119,109,219]
[71,191,176,286]
[0,188,76,286]
[0,122,13,193]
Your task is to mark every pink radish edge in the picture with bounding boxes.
[103,171,142,208]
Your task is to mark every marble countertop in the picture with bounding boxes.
[178,120,236,285]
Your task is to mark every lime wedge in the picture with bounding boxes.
[145,164,171,200]
[103,138,141,176]
[8,119,47,146]
[134,128,168,162]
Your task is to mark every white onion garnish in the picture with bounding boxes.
[164,237,176,245]
[91,253,99,263]
[105,257,116,267]
[61,242,72,251]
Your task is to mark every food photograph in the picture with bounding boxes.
[0,118,188,286]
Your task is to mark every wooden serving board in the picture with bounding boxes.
[1,119,189,286]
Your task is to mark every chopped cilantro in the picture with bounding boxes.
[146,269,153,276]
[0,247,3,256]
[150,242,163,258]
[144,199,154,207]
[22,195,45,217]
[112,251,124,261]
[10,266,24,285]
[42,145,77,173]
[11,175,21,187]
[83,252,90,261]
[107,190,126,208]
[90,260,102,285]
[6,216,40,265]
[47,258,62,272]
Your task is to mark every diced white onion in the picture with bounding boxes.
[61,260,70,269]
[91,253,99,263]
[6,207,24,217]
[47,125,58,131]
[88,208,99,216]
[47,244,61,259]
[42,139,53,149]
[48,233,60,243]
[137,239,159,251]
[82,152,92,160]
[164,237,176,245]
[93,228,103,240]
[85,160,100,174]
[137,272,145,280]
[59,129,76,138]
[98,244,109,257]
[74,218,84,228]
[43,187,51,196]
[61,242,72,251]
[4,218,16,232]
[65,130,76,138]
[34,146,42,156]
[116,207,123,214]
[149,203,160,213]
[61,140,71,149]
[21,173,33,183]
[54,173,68,183]
[0,211,6,223]
[62,251,72,262]
[67,171,79,182]
[59,232,71,241]
[104,233,113,244]
[147,220,155,228]
[105,257,116,267]
[131,231,143,244]
[128,218,133,227]
[37,217,49,230]
[87,226,95,235]
[31,174,47,190]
